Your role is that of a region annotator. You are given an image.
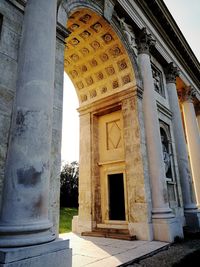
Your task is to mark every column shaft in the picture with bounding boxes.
[182,100,200,205]
[0,0,57,247]
[138,48,173,218]
[166,81,196,210]
[197,113,200,132]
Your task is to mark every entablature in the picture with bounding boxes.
[115,0,200,92]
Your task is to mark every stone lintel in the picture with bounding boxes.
[0,239,71,267]
[77,86,141,114]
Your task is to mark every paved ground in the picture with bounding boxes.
[126,237,200,267]
[60,233,169,267]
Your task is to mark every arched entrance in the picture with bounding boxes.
[0,1,199,266]
[60,6,151,239]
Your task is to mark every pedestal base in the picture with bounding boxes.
[185,210,200,232]
[153,217,183,242]
[128,222,153,241]
[0,239,72,267]
[72,215,92,234]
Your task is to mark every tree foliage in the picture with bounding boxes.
[60,161,79,208]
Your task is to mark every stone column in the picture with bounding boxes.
[181,88,200,206]
[137,28,183,241]
[0,0,57,247]
[165,64,200,231]
[196,106,200,132]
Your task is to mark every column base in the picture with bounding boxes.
[0,221,55,247]
[0,239,72,267]
[152,217,184,242]
[184,210,200,232]
[152,207,174,219]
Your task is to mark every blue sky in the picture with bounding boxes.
[61,1,200,164]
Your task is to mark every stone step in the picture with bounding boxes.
[95,227,130,234]
[81,229,136,241]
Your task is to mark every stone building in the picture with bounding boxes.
[0,0,200,266]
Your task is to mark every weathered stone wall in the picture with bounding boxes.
[122,93,153,240]
[0,1,23,208]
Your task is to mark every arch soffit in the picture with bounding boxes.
[58,0,141,106]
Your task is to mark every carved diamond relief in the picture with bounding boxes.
[107,120,122,150]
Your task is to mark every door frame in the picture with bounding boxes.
[100,163,128,224]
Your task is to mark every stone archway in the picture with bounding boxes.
[57,6,151,239]
[1,0,200,266]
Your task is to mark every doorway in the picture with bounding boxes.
[108,173,126,220]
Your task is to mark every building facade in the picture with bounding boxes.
[0,0,200,266]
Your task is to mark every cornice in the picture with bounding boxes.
[132,0,200,89]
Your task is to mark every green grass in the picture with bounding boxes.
[59,207,78,234]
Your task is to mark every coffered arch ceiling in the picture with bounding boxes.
[64,8,136,106]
